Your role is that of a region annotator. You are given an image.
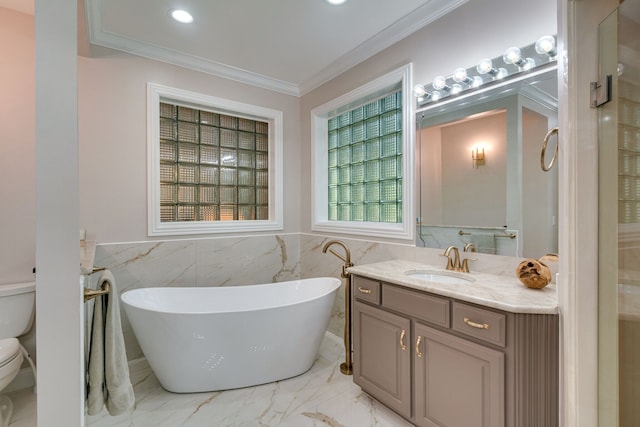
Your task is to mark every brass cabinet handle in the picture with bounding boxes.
[400,329,407,350]
[464,317,490,330]
[416,336,423,358]
[358,287,372,294]
[541,127,559,172]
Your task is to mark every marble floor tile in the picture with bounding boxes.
[6,333,411,427]
[4,388,36,427]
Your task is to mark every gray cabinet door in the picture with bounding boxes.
[414,323,505,427]
[353,301,411,418]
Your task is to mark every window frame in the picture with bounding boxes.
[147,82,283,236]
[311,64,415,240]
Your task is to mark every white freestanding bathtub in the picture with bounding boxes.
[121,277,341,393]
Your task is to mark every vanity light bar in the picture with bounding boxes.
[414,35,557,106]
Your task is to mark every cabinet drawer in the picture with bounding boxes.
[354,276,381,305]
[452,302,506,347]
[382,285,449,328]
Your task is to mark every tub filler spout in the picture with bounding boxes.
[322,239,354,376]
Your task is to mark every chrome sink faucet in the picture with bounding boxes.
[443,245,475,273]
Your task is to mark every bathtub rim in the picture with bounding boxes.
[120,276,342,315]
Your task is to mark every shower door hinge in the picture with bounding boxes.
[590,74,612,108]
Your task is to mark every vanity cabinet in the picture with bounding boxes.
[352,275,558,427]
[354,301,411,417]
[413,323,504,427]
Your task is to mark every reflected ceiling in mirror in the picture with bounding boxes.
[414,35,558,108]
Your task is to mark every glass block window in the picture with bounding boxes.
[618,79,640,223]
[147,83,283,236]
[327,92,402,223]
[311,64,414,241]
[158,102,269,222]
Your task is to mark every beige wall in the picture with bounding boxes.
[0,8,303,277]
[299,0,557,241]
[441,112,508,227]
[522,107,558,257]
[420,112,508,227]
[0,7,37,366]
[0,7,35,284]
[1,0,559,276]
[78,52,301,243]
[420,126,443,224]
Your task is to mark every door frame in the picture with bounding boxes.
[35,0,84,425]
[558,0,619,426]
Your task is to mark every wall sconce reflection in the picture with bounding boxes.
[471,146,485,168]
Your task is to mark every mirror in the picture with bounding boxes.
[416,68,558,258]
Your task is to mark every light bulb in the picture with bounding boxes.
[535,35,557,57]
[452,68,469,83]
[477,58,494,75]
[503,47,524,66]
[471,76,483,88]
[451,84,462,95]
[414,84,426,97]
[476,59,506,79]
[523,58,536,70]
[170,9,194,23]
[431,91,442,101]
[432,75,448,91]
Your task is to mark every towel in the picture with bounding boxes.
[87,269,135,416]
[470,232,496,255]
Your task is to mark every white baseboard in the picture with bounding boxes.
[4,367,35,393]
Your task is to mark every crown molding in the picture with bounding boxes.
[298,0,469,95]
[86,0,300,96]
[85,0,468,97]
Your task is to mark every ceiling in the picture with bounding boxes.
[0,0,468,96]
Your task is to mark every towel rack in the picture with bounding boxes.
[83,267,110,302]
[458,230,516,239]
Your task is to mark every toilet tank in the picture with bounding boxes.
[0,282,35,339]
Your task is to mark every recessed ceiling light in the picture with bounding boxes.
[324,0,348,5]
[170,9,194,24]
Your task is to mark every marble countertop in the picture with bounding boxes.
[348,259,558,314]
[80,240,96,275]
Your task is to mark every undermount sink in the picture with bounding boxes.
[404,270,475,285]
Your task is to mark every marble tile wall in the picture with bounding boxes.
[92,233,527,362]
[93,234,301,361]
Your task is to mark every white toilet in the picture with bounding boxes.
[0,282,35,427]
